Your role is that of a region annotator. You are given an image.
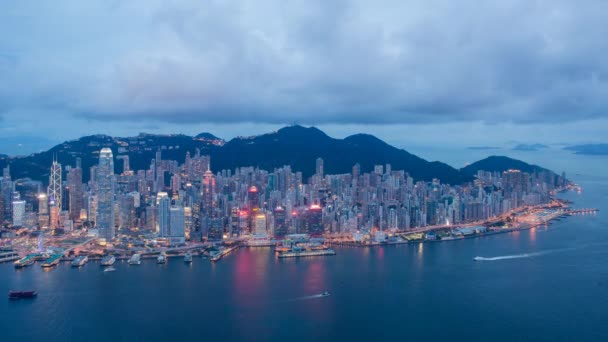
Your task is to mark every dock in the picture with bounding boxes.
[0,251,20,264]
[41,254,63,268]
[278,249,336,258]
[210,245,239,262]
[14,253,46,268]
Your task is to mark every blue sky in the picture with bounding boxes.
[1,0,607,155]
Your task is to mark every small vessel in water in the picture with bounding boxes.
[157,252,167,264]
[100,255,116,266]
[473,256,484,261]
[321,291,330,297]
[71,256,88,267]
[128,254,141,265]
[184,252,193,263]
[8,290,37,299]
[103,267,116,272]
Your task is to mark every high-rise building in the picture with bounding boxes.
[201,169,215,217]
[12,200,26,227]
[169,204,185,244]
[253,213,267,235]
[97,148,115,241]
[67,166,83,222]
[301,204,323,236]
[273,206,288,238]
[157,193,170,237]
[47,159,62,211]
[247,186,260,210]
[316,158,324,177]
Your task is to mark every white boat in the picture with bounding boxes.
[184,252,193,263]
[100,255,116,266]
[157,253,166,264]
[128,254,141,265]
[103,267,116,272]
[473,256,484,261]
[320,291,330,297]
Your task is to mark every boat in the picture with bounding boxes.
[103,267,116,272]
[100,255,116,266]
[184,252,193,263]
[473,256,484,261]
[157,253,166,264]
[128,254,141,265]
[71,256,88,267]
[321,291,330,297]
[8,290,37,299]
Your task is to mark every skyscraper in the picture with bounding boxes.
[169,204,185,244]
[315,157,324,177]
[12,200,25,227]
[67,165,83,222]
[97,148,115,240]
[273,206,288,238]
[201,169,215,217]
[157,193,170,237]
[47,159,62,211]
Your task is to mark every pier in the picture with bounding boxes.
[0,251,20,264]
[41,254,63,268]
[278,249,336,258]
[210,245,240,262]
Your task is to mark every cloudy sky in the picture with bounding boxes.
[1,0,607,155]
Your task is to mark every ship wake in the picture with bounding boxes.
[279,293,329,303]
[474,247,576,261]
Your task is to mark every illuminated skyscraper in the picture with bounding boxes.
[12,200,25,227]
[273,206,288,238]
[157,193,170,236]
[47,159,62,211]
[97,148,115,240]
[201,169,215,217]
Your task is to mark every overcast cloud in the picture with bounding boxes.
[0,0,607,151]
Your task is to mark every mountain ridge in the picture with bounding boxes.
[0,126,561,185]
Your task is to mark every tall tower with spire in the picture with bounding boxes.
[47,157,62,211]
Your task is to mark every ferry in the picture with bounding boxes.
[8,290,37,300]
[100,255,116,266]
[71,256,88,267]
[184,252,193,263]
[157,253,167,264]
[103,267,116,272]
[128,254,141,265]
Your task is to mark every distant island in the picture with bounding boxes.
[564,144,608,155]
[466,146,500,150]
[512,143,549,152]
